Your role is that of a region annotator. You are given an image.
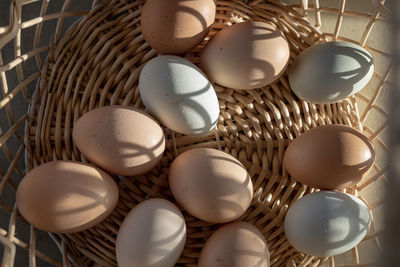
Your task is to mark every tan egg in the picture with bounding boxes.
[200,20,290,90]
[141,0,216,54]
[169,148,253,224]
[16,161,119,233]
[283,124,375,189]
[199,221,270,267]
[73,106,165,176]
[116,198,186,267]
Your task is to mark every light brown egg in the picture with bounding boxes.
[200,20,290,90]
[283,124,375,189]
[73,106,165,176]
[198,221,270,267]
[141,0,216,54]
[169,148,253,224]
[16,161,119,233]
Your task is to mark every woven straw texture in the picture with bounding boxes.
[0,0,390,266]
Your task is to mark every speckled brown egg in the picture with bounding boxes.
[199,221,270,267]
[200,20,290,90]
[283,124,375,189]
[73,106,165,176]
[169,148,253,224]
[141,0,216,54]
[16,161,119,233]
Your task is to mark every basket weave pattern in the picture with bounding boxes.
[0,0,390,266]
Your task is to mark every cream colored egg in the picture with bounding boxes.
[116,198,186,267]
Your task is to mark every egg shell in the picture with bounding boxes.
[283,124,375,189]
[141,0,216,54]
[284,191,370,257]
[200,20,290,90]
[139,55,220,135]
[288,41,374,103]
[169,148,253,223]
[116,198,186,267]
[73,105,165,176]
[16,161,119,233]
[198,221,270,267]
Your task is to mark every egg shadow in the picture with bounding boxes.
[289,42,374,103]
[106,133,166,174]
[321,192,368,255]
[241,24,288,88]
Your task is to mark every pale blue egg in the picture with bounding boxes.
[284,191,370,257]
[139,55,220,136]
[289,41,374,103]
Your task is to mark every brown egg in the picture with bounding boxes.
[73,106,165,176]
[141,0,216,54]
[16,161,119,233]
[200,20,290,90]
[283,124,375,189]
[169,148,253,224]
[198,221,270,267]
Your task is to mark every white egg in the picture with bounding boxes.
[288,41,374,103]
[116,198,186,267]
[139,55,220,135]
[284,191,370,257]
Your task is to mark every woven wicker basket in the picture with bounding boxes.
[0,0,390,266]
